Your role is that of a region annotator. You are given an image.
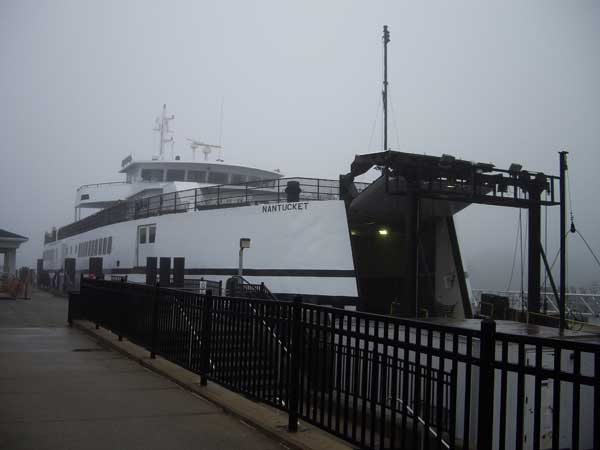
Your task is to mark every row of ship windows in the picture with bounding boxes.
[137,169,262,185]
[43,236,113,262]
[78,236,113,257]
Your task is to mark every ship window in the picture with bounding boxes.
[139,227,147,244]
[260,180,276,188]
[107,237,112,254]
[102,237,108,255]
[208,171,228,184]
[82,242,87,257]
[80,194,90,200]
[166,169,186,181]
[231,174,246,184]
[141,169,164,182]
[149,226,156,243]
[187,170,206,182]
[93,239,98,256]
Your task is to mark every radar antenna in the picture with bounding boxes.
[186,138,222,161]
[153,104,175,160]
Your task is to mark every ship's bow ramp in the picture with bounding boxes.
[344,171,471,318]
[340,150,556,319]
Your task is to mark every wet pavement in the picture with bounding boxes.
[0,290,283,450]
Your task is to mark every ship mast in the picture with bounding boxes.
[154,104,175,160]
[382,25,390,151]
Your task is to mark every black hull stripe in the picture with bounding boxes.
[80,267,356,278]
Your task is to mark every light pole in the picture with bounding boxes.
[238,238,251,277]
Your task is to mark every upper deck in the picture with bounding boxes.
[75,159,284,210]
[47,177,369,243]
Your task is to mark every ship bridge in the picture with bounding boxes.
[74,158,283,219]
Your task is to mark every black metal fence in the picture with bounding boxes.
[56,177,370,241]
[69,279,600,450]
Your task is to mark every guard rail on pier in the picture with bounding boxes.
[69,278,600,450]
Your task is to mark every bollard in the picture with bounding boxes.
[200,290,214,386]
[288,295,303,432]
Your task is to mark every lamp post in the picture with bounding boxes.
[238,238,251,277]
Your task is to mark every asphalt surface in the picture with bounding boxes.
[0,290,283,450]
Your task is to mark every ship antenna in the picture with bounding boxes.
[153,104,175,160]
[217,96,225,162]
[186,138,221,162]
[382,25,390,151]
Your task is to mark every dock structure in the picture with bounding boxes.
[0,229,28,296]
[0,229,28,275]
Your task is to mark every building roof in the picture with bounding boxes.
[0,229,28,241]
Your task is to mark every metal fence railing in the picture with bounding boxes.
[53,177,370,241]
[70,279,600,450]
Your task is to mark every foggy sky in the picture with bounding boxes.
[1,0,599,290]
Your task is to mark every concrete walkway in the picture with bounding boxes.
[0,291,283,450]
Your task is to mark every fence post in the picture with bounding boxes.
[79,272,84,322]
[288,295,303,432]
[200,289,213,386]
[151,282,160,359]
[477,319,496,450]
[118,278,125,341]
[67,291,73,326]
[94,278,100,328]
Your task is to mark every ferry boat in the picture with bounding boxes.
[41,27,557,320]
[40,95,484,318]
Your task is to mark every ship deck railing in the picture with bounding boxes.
[52,177,369,242]
[472,289,600,318]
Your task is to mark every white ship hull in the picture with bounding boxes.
[43,199,359,301]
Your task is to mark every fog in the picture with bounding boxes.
[1,0,599,290]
